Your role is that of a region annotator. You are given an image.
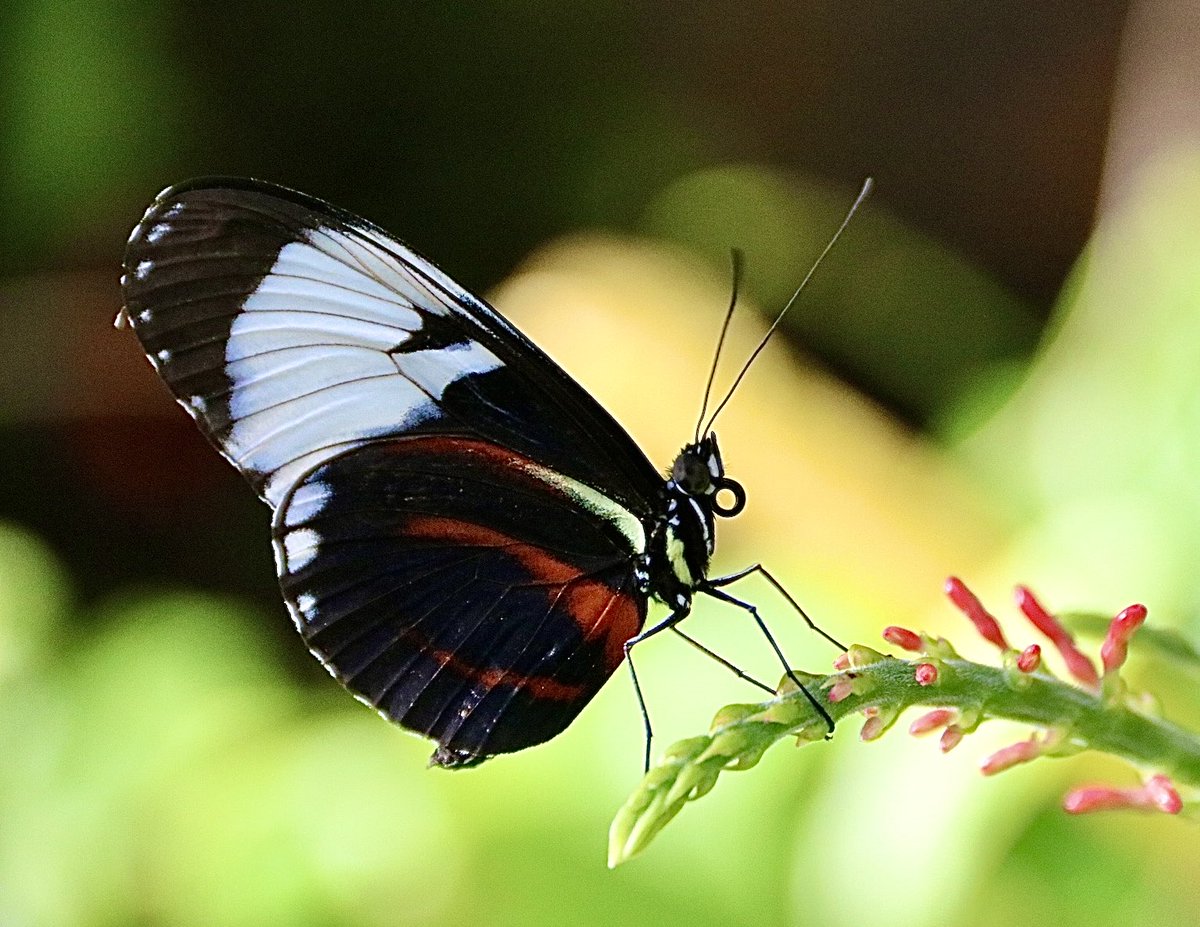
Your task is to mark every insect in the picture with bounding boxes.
[121,177,868,769]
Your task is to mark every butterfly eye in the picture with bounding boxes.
[672,455,712,494]
[711,476,746,517]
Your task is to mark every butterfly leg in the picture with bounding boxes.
[669,627,776,695]
[624,606,690,773]
[699,583,837,735]
[707,563,848,651]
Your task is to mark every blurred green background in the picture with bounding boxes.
[3,2,1200,925]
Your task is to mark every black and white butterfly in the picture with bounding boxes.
[121,177,862,769]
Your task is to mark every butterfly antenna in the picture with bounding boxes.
[702,178,873,435]
[693,248,744,443]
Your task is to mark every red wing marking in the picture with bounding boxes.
[423,639,586,702]
[404,515,642,670]
[383,437,556,490]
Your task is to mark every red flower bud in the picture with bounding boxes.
[945,576,1010,649]
[882,625,924,652]
[1100,603,1148,675]
[1014,586,1099,686]
[1016,644,1041,673]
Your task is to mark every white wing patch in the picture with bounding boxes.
[222,229,495,508]
[145,222,170,244]
[282,480,333,526]
[397,342,501,400]
[263,235,430,326]
[294,593,318,619]
[282,527,322,572]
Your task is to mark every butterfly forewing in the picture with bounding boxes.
[123,179,659,511]
[123,178,662,765]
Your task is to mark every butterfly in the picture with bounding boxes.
[121,177,863,769]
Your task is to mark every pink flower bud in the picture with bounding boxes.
[882,625,923,652]
[1014,586,1099,687]
[945,576,1010,650]
[1016,644,1041,673]
[980,737,1041,775]
[1063,774,1182,815]
[1100,603,1148,675]
[832,652,851,671]
[860,715,886,741]
[1063,785,1124,813]
[827,679,855,703]
[909,708,955,736]
[939,726,964,753]
[1146,774,1183,813]
[914,663,938,686]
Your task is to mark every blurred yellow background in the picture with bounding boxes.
[2,3,1199,926]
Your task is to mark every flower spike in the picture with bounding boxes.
[609,579,1199,866]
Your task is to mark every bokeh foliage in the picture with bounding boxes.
[2,3,1198,926]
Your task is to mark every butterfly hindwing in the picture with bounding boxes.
[275,436,647,764]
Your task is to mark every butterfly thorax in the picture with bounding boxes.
[641,434,745,610]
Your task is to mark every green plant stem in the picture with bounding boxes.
[608,655,1200,867]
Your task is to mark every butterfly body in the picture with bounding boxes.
[122,178,753,768]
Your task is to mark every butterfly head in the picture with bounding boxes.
[670,432,746,518]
